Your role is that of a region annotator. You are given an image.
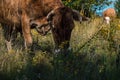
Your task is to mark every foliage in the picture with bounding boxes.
[115,0,120,17]
[62,0,111,17]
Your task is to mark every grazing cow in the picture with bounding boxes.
[1,16,50,51]
[0,0,83,53]
[102,8,116,24]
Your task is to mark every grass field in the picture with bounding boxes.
[0,17,120,80]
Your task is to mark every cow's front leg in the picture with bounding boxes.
[21,13,32,49]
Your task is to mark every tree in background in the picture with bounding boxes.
[62,0,111,17]
[115,0,120,17]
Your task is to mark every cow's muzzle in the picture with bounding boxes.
[30,20,52,36]
[54,47,72,56]
[35,23,51,36]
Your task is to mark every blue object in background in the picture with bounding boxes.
[95,0,116,16]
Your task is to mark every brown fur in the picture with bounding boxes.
[30,17,51,35]
[50,7,75,50]
[0,0,83,52]
[103,8,116,18]
[102,8,116,24]
[0,0,64,50]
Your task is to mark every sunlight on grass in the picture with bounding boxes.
[0,18,120,80]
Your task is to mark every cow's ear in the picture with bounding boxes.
[72,10,82,23]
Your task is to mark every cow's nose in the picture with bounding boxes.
[54,47,72,56]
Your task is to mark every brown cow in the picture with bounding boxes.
[1,16,50,51]
[102,8,116,24]
[0,0,83,53]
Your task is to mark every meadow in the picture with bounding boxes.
[0,17,120,80]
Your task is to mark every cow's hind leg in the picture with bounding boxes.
[5,40,12,51]
[2,24,13,51]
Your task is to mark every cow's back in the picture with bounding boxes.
[103,8,116,18]
[0,0,23,25]
[0,0,64,25]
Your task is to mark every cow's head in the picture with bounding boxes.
[47,7,84,53]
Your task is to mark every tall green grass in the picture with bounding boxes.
[0,18,120,80]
